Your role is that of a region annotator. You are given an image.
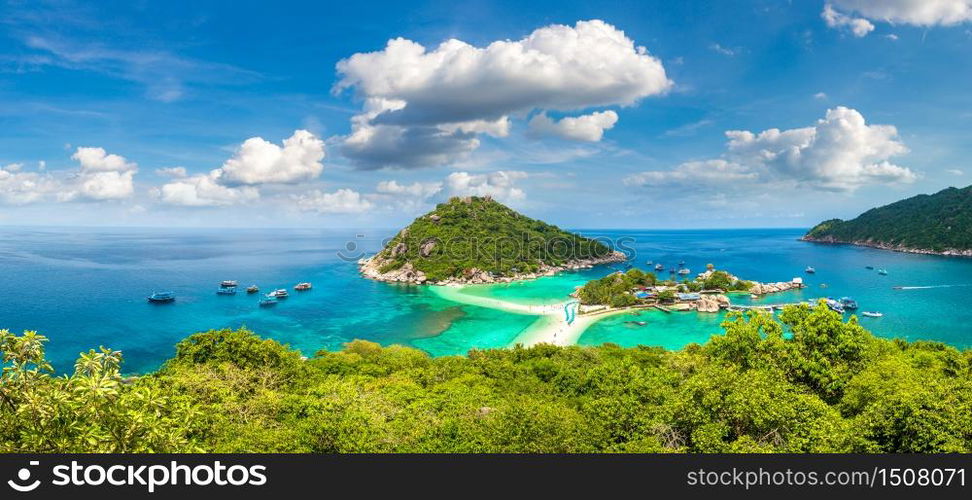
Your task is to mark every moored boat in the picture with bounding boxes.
[272,289,289,298]
[678,268,691,275]
[216,287,237,295]
[825,298,845,313]
[259,296,278,307]
[220,280,238,287]
[878,269,888,275]
[294,282,312,291]
[865,266,874,270]
[147,291,175,303]
[839,297,858,309]
[246,285,259,294]
[861,311,883,317]
[654,263,664,271]
[805,266,815,274]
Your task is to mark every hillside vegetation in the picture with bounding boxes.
[367,196,616,282]
[3,303,971,453]
[804,185,972,252]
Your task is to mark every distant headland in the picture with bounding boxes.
[802,185,972,257]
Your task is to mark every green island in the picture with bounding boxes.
[803,184,972,256]
[3,302,970,453]
[359,196,625,284]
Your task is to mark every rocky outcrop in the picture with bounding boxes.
[695,294,731,313]
[749,281,803,295]
[359,250,628,286]
[419,239,436,257]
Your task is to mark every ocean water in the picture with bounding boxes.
[2,226,972,374]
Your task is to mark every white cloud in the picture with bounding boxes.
[725,106,915,191]
[624,159,757,188]
[294,188,373,214]
[376,180,443,198]
[62,147,138,201]
[0,163,55,204]
[814,92,828,100]
[528,110,619,142]
[334,19,671,168]
[825,1,972,36]
[155,166,187,178]
[156,171,259,207]
[154,130,326,207]
[947,168,964,175]
[822,4,876,37]
[445,171,528,202]
[218,129,324,185]
[709,43,738,56]
[627,107,916,194]
[71,147,137,172]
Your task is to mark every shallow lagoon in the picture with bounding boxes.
[2,226,972,373]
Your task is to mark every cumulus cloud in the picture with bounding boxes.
[626,107,917,194]
[822,4,876,37]
[294,188,373,214]
[376,180,443,198]
[155,130,325,207]
[824,1,972,35]
[528,110,619,142]
[334,20,671,168]
[156,171,259,207]
[445,171,528,202]
[218,129,324,185]
[62,147,138,201]
[947,168,964,175]
[0,163,55,204]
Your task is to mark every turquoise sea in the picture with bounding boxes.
[2,226,972,373]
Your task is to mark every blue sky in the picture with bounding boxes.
[1,0,971,228]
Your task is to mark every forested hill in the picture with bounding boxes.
[803,185,972,254]
[3,303,972,453]
[360,196,622,284]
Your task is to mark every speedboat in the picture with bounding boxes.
[246,285,259,294]
[892,286,904,290]
[272,289,289,298]
[216,287,237,295]
[654,263,664,271]
[805,266,816,274]
[865,266,874,270]
[678,268,691,275]
[259,296,278,307]
[878,269,888,275]
[861,311,883,317]
[294,282,312,291]
[839,297,858,309]
[220,280,238,288]
[147,291,175,303]
[646,260,653,265]
[678,260,685,266]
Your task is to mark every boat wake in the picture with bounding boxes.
[893,284,972,290]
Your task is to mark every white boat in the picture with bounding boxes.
[805,266,815,274]
[678,268,691,275]
[220,280,238,287]
[877,269,888,275]
[861,311,883,317]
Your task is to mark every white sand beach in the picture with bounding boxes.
[430,285,637,347]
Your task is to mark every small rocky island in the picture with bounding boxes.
[802,185,972,257]
[574,267,804,314]
[359,196,626,285]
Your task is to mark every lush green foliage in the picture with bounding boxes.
[576,269,656,307]
[804,185,972,251]
[376,196,614,281]
[702,270,752,291]
[3,303,972,453]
